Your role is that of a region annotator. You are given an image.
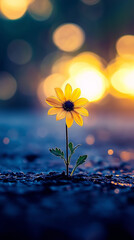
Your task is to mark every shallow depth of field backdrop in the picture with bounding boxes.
[0,0,134,240]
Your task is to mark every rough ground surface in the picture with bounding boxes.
[0,112,134,240]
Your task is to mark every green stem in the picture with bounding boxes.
[70,166,76,176]
[66,124,69,177]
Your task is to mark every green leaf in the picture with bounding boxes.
[68,142,81,164]
[76,155,87,167]
[70,155,87,176]
[69,142,74,154]
[69,142,81,155]
[49,148,66,165]
[49,148,64,157]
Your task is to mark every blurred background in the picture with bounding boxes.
[0,2,134,240]
[0,0,134,114]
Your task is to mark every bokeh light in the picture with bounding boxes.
[71,51,106,70]
[0,72,17,100]
[108,149,114,155]
[51,55,73,76]
[63,62,107,102]
[107,57,134,98]
[37,73,66,107]
[7,39,32,65]
[1,0,28,20]
[28,0,53,21]
[120,151,134,162]
[86,135,95,145]
[53,23,85,52]
[81,0,101,6]
[116,35,134,59]
[110,65,134,98]
[3,137,10,145]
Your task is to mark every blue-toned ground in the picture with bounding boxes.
[0,111,134,240]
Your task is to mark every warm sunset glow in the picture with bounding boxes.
[28,0,53,21]
[63,63,107,102]
[116,35,134,59]
[111,66,134,97]
[53,24,85,52]
[1,0,28,20]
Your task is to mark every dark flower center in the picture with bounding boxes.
[63,101,74,111]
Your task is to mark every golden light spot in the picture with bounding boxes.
[0,72,17,100]
[111,181,132,187]
[51,55,72,76]
[7,40,32,65]
[3,137,10,145]
[81,0,100,5]
[108,149,114,155]
[63,63,107,102]
[86,135,95,145]
[116,35,134,59]
[28,0,53,21]
[71,51,106,70]
[111,66,134,97]
[53,23,85,52]
[37,73,66,107]
[1,0,28,20]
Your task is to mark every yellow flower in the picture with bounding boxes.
[46,84,89,128]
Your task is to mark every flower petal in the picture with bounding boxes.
[48,107,61,115]
[74,107,89,116]
[46,97,62,107]
[74,98,89,107]
[66,112,73,128]
[71,88,81,102]
[55,88,66,102]
[65,84,72,100]
[56,109,66,121]
[72,111,83,126]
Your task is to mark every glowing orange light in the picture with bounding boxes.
[51,55,72,76]
[28,0,53,21]
[63,63,107,102]
[111,66,134,97]
[71,52,106,70]
[0,72,17,100]
[120,151,134,162]
[1,0,28,20]
[53,23,85,52]
[108,149,114,155]
[116,35,134,59]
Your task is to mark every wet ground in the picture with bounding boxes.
[0,111,134,240]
